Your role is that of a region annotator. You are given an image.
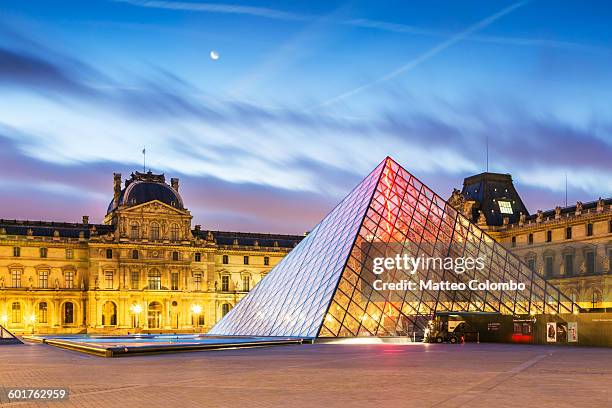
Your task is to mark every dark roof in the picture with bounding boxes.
[107,171,183,214]
[0,219,114,238]
[193,229,304,249]
[461,172,529,226]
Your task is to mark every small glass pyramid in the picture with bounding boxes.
[210,157,577,338]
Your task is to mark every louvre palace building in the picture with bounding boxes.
[1,167,610,335]
[0,171,303,334]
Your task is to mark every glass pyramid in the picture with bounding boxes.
[210,157,578,339]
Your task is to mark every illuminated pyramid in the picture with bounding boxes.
[210,157,577,338]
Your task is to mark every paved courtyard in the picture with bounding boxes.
[0,341,610,408]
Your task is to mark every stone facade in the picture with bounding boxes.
[451,172,612,311]
[0,171,302,335]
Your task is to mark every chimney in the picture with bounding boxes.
[113,173,122,202]
[82,215,89,225]
[171,177,179,191]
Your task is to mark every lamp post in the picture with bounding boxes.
[130,303,142,329]
[1,314,8,329]
[29,314,36,334]
[191,304,202,331]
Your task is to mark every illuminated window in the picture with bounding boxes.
[66,248,73,259]
[11,302,21,324]
[171,272,179,290]
[38,302,48,324]
[131,271,140,290]
[193,273,202,291]
[11,269,21,288]
[150,223,160,240]
[39,270,49,289]
[221,275,230,292]
[498,200,513,214]
[171,224,179,241]
[148,270,161,290]
[242,275,250,291]
[130,223,139,239]
[105,271,113,289]
[65,271,74,289]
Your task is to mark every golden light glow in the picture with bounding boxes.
[191,304,202,315]
[130,304,142,314]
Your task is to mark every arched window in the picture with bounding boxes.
[148,270,161,290]
[221,303,231,317]
[102,301,117,326]
[148,302,162,328]
[38,302,48,324]
[130,223,139,239]
[11,302,21,324]
[150,222,160,241]
[171,224,180,241]
[63,302,74,325]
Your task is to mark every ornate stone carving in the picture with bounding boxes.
[536,210,543,223]
[575,201,583,216]
[555,206,561,219]
[597,197,604,213]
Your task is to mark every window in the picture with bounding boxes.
[172,251,179,261]
[242,275,250,291]
[566,227,572,239]
[11,269,21,288]
[105,271,114,289]
[38,302,48,324]
[11,302,21,324]
[546,230,552,243]
[194,273,202,291]
[498,200,513,214]
[264,256,270,266]
[131,271,140,290]
[66,248,73,259]
[171,272,179,290]
[545,256,553,278]
[39,270,49,289]
[65,271,74,289]
[13,247,20,257]
[195,252,201,262]
[564,254,574,276]
[587,223,593,237]
[106,249,113,259]
[40,247,48,258]
[221,275,230,292]
[148,271,161,290]
[222,303,231,317]
[171,224,179,241]
[222,255,229,264]
[243,256,249,265]
[511,237,516,248]
[609,220,612,234]
[130,223,139,239]
[527,259,535,272]
[198,314,205,326]
[132,249,139,259]
[586,251,595,274]
[528,233,533,245]
[63,302,74,325]
[150,223,160,240]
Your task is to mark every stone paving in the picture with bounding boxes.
[0,341,611,407]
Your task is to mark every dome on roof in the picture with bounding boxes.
[107,171,184,214]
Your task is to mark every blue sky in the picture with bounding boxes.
[1,0,611,233]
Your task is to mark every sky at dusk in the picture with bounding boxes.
[1,0,611,234]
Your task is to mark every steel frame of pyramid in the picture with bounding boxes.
[210,157,578,339]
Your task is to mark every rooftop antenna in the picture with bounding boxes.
[142,147,146,172]
[564,172,568,207]
[486,135,489,172]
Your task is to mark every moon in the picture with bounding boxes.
[210,50,220,61]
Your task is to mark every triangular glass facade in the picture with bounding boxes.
[210,157,578,339]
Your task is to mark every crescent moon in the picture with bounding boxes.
[210,50,220,60]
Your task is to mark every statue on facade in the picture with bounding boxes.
[575,201,583,216]
[555,206,561,219]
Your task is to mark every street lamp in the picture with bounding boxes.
[0,314,8,326]
[29,314,36,334]
[130,304,142,329]
[191,304,202,330]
